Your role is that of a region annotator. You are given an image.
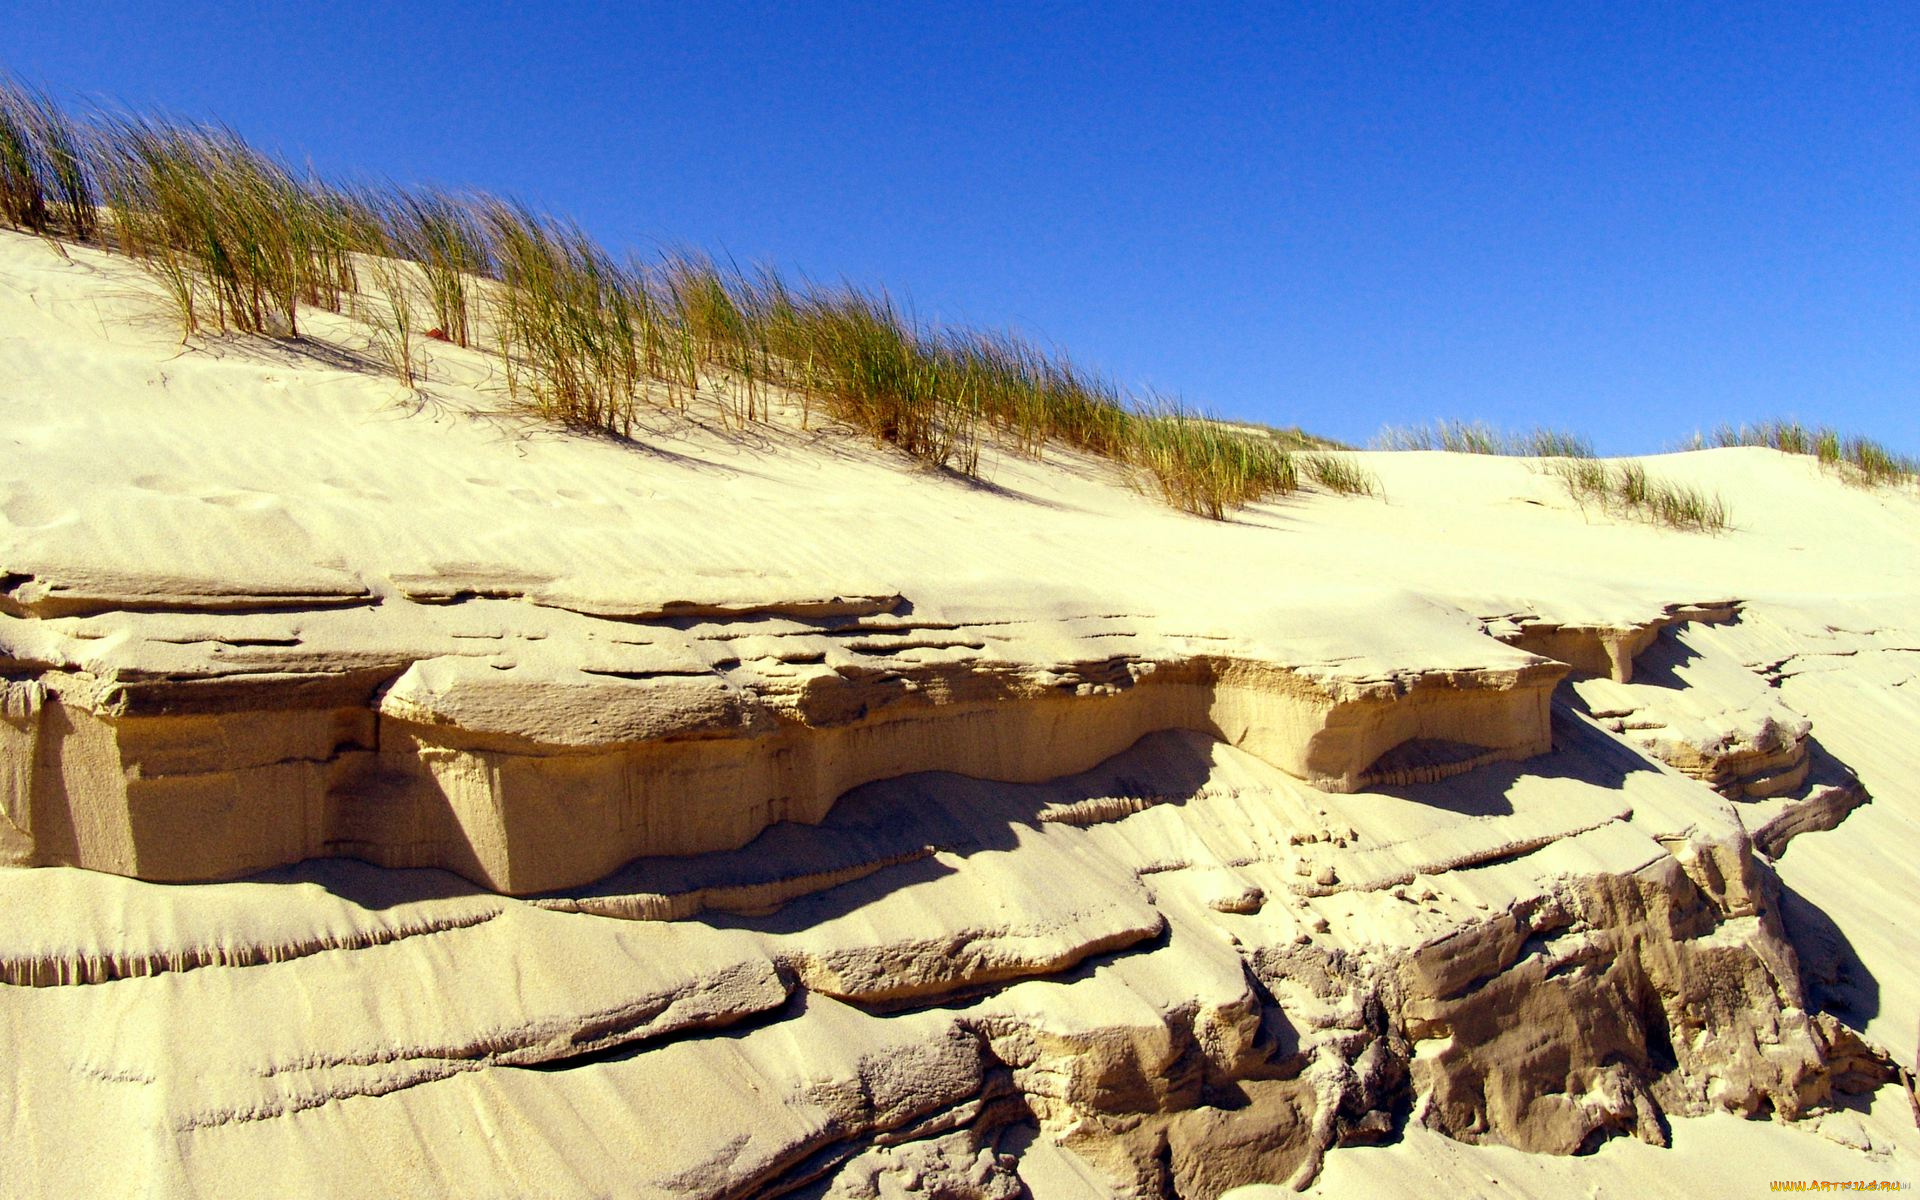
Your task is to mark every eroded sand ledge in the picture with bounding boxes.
[6,572,1915,1198]
[1,584,1573,893]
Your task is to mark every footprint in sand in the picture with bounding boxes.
[1,490,74,529]
[321,476,389,503]
[198,490,281,511]
[131,473,202,495]
[131,473,278,510]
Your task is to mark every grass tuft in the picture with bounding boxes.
[1546,459,1729,533]
[387,188,488,349]
[481,200,645,436]
[1128,402,1297,519]
[1299,452,1377,496]
[759,282,983,470]
[0,75,96,240]
[95,117,372,338]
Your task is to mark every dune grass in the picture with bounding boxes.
[1691,420,1917,489]
[0,75,95,239]
[1127,404,1298,519]
[0,72,1354,521]
[479,200,651,437]
[17,73,1909,530]
[387,188,489,350]
[357,235,422,391]
[1546,458,1729,533]
[1375,420,1502,455]
[1373,419,1731,531]
[757,282,984,469]
[1256,425,1347,452]
[1375,420,1594,459]
[94,116,371,338]
[1299,452,1377,496]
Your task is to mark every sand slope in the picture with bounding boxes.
[2,228,1917,1197]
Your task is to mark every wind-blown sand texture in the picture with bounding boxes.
[2,228,1916,1197]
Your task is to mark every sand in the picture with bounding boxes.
[1,226,1916,1197]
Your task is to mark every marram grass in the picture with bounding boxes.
[1,65,1330,520]
[1691,420,1917,490]
[1374,420,1594,459]
[1299,453,1377,497]
[1127,403,1299,519]
[0,74,95,239]
[14,70,1856,531]
[1546,459,1729,533]
[95,117,367,338]
[1379,419,1732,530]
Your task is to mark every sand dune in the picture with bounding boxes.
[2,227,1917,1196]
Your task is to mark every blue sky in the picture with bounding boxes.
[6,1,1916,453]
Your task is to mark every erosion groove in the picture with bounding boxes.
[0,904,502,986]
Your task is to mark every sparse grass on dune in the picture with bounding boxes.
[1547,459,1729,533]
[1376,419,1502,455]
[481,200,648,437]
[9,73,1904,534]
[1378,419,1735,532]
[1375,420,1594,459]
[1692,420,1918,489]
[1518,428,1596,459]
[0,86,50,233]
[2,71,1365,520]
[1257,425,1348,452]
[1299,452,1377,496]
[760,282,983,471]
[348,202,424,392]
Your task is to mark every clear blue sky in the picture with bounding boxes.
[6,1,1916,453]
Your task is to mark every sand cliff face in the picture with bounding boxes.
[1,229,1917,1197]
[0,583,1570,892]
